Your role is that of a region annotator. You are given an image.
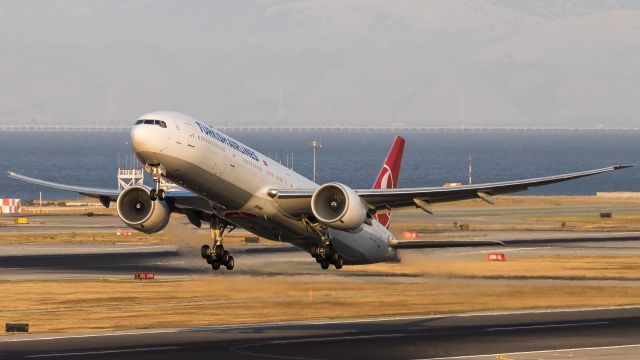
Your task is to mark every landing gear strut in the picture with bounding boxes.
[200,218,235,271]
[301,219,343,270]
[146,165,166,201]
[313,245,343,270]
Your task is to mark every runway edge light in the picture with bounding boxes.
[488,253,505,262]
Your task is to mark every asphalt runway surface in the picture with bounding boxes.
[0,214,121,233]
[3,233,640,280]
[0,243,312,279]
[3,231,640,282]
[1,307,640,359]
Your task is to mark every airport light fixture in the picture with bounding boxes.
[311,140,322,182]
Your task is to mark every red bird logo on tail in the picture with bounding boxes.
[372,136,405,228]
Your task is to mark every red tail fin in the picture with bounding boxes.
[372,136,405,228]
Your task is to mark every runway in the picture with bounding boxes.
[1,306,640,359]
[3,231,640,281]
[0,243,310,279]
[3,233,640,281]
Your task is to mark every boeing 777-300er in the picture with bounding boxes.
[8,111,631,270]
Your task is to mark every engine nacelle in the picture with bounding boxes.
[311,183,368,231]
[116,186,171,234]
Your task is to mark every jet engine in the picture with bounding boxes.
[116,186,171,234]
[311,183,368,231]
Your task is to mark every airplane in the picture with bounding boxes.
[8,111,631,271]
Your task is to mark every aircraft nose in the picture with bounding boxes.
[130,125,149,154]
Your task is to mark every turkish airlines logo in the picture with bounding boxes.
[379,165,394,189]
[375,165,394,229]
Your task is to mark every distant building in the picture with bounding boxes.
[0,198,22,213]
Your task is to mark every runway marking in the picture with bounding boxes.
[25,346,180,358]
[3,305,639,343]
[230,334,406,359]
[2,260,185,270]
[0,245,177,255]
[421,343,640,359]
[485,321,609,331]
[445,247,554,256]
[268,333,406,344]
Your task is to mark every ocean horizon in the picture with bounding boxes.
[1,130,638,201]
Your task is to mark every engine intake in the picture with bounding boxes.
[116,186,171,234]
[311,183,368,231]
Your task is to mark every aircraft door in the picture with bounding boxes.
[226,151,237,182]
[174,122,183,146]
[185,123,196,148]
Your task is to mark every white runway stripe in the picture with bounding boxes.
[485,321,608,331]
[26,346,180,358]
[420,343,640,360]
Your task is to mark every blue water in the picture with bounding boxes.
[0,130,638,201]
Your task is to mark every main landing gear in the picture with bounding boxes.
[312,245,343,270]
[200,218,235,271]
[302,219,344,271]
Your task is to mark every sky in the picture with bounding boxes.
[0,0,639,127]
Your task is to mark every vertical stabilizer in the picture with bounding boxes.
[372,136,405,228]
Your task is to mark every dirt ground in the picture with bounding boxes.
[345,254,640,279]
[3,274,640,334]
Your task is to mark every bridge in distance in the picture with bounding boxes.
[1,124,639,133]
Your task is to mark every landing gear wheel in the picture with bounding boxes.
[157,189,166,201]
[212,260,221,270]
[149,188,157,201]
[320,260,330,270]
[200,245,210,259]
[204,218,237,272]
[225,256,234,270]
[315,255,323,263]
[334,256,343,270]
[214,245,224,259]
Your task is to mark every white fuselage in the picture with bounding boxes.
[131,111,395,265]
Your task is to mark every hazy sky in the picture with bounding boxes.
[1,0,639,127]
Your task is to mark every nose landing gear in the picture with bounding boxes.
[146,164,166,201]
[200,218,235,271]
[149,188,165,201]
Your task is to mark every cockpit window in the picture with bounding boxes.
[135,119,167,128]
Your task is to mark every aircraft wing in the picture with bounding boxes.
[6,171,210,212]
[273,165,631,215]
[7,172,120,201]
[389,239,504,249]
